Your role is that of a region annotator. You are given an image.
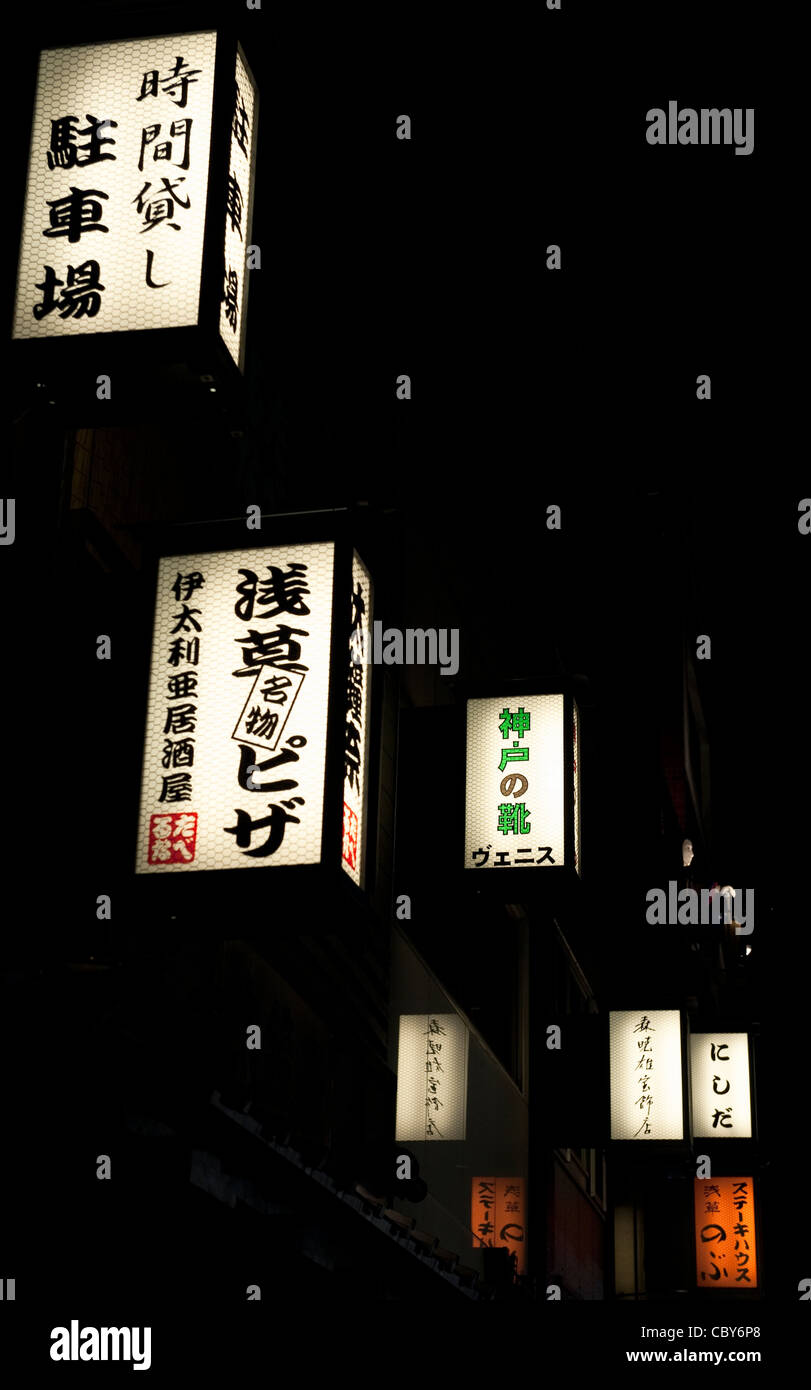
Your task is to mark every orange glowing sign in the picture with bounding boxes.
[472,1177,526,1274]
[694,1177,757,1288]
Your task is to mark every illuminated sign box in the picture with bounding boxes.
[341,551,373,887]
[464,692,581,875]
[694,1177,757,1288]
[690,1033,752,1139]
[395,1014,468,1142]
[12,31,257,373]
[135,540,374,884]
[472,1177,526,1274]
[609,1010,684,1140]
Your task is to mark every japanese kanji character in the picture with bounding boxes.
[32,260,105,320]
[244,706,279,741]
[498,740,529,771]
[132,176,190,232]
[47,114,117,170]
[163,704,197,734]
[167,672,198,699]
[345,721,362,789]
[234,564,310,620]
[499,706,531,738]
[161,738,195,769]
[167,637,200,667]
[346,665,364,718]
[222,267,239,330]
[497,802,531,834]
[232,625,310,676]
[233,89,250,154]
[137,56,201,109]
[138,118,192,172]
[159,773,192,803]
[42,187,109,243]
[171,571,204,601]
[225,173,243,238]
[170,604,202,634]
[256,674,291,704]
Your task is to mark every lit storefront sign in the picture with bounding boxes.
[13,32,257,370]
[218,45,257,370]
[136,543,334,873]
[464,693,580,872]
[694,1177,757,1287]
[690,1033,752,1139]
[472,1177,526,1274]
[341,551,373,888]
[395,1014,468,1142]
[609,1010,684,1140]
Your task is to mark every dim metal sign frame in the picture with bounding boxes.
[12,30,258,375]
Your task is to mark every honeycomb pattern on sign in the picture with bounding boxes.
[689,1033,751,1138]
[609,1010,683,1140]
[395,1014,468,1142]
[219,48,256,370]
[12,32,216,339]
[464,694,565,868]
[135,542,334,873]
[341,550,373,888]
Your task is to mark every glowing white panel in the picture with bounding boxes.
[13,32,216,338]
[690,1033,752,1139]
[135,542,334,873]
[465,694,565,869]
[341,551,373,887]
[572,699,581,874]
[218,46,257,370]
[610,1011,683,1140]
[395,1014,468,1142]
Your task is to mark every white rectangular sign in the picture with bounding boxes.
[218,45,257,370]
[395,1014,468,1142]
[13,32,217,338]
[341,551,373,887]
[610,1010,683,1140]
[465,694,566,869]
[135,542,334,873]
[690,1033,752,1138]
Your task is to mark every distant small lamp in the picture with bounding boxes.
[682,838,694,868]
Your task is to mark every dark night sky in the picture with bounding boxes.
[2,0,808,1370]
